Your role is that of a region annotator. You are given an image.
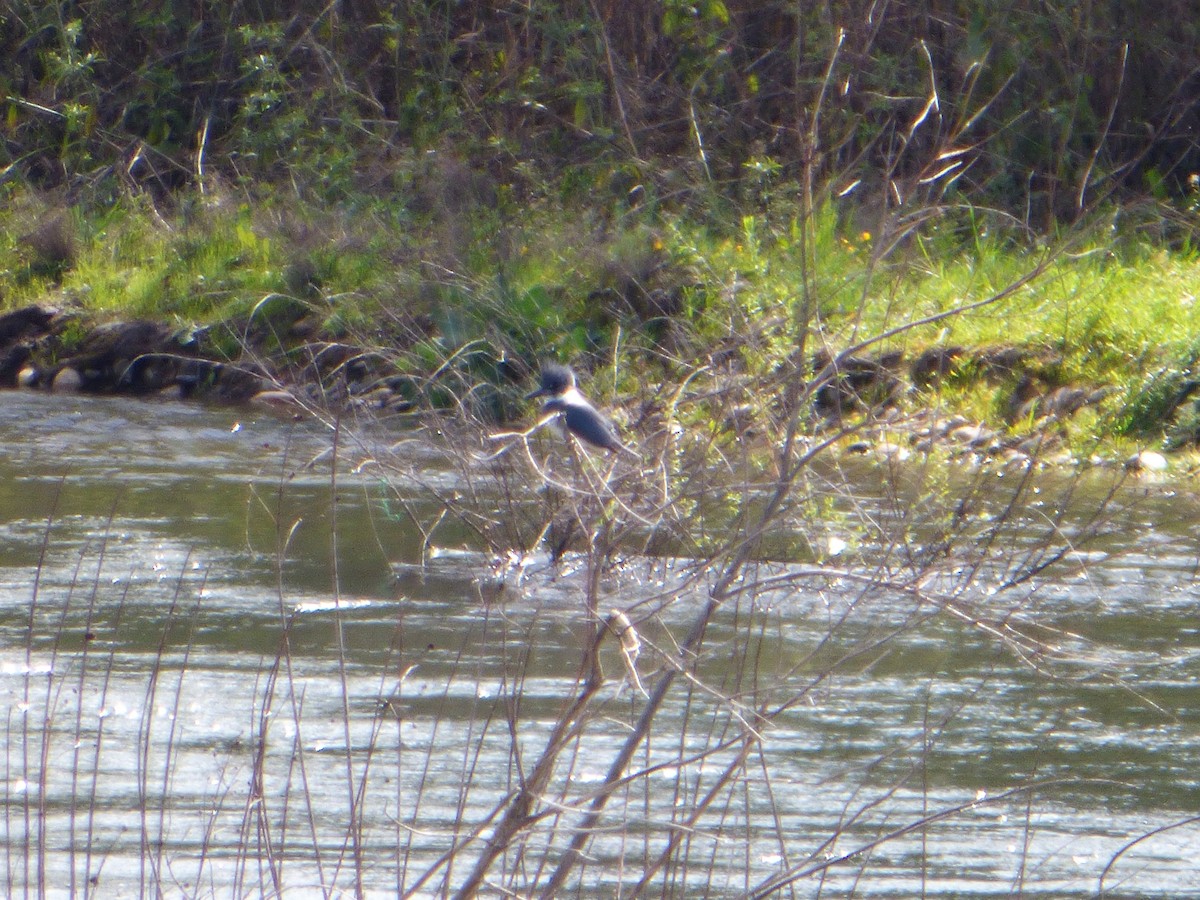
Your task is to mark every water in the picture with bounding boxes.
[1,391,1199,897]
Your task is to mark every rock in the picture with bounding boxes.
[910,346,964,386]
[937,415,970,434]
[1001,449,1032,469]
[250,389,302,410]
[949,423,994,447]
[52,366,82,393]
[0,305,56,346]
[17,366,39,388]
[874,440,911,462]
[1124,450,1168,474]
[1014,433,1061,456]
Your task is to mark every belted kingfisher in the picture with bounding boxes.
[526,363,636,456]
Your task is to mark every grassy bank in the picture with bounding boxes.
[4,175,1200,460]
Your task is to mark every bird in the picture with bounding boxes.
[526,363,637,457]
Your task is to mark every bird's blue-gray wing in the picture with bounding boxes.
[563,403,621,450]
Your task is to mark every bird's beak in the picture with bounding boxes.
[525,387,548,400]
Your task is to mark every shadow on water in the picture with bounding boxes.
[2,392,1200,896]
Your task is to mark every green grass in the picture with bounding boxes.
[668,212,1200,376]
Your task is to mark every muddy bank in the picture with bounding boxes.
[0,304,1151,466]
[1,306,262,401]
[0,304,399,413]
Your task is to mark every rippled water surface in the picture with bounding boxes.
[2,392,1199,897]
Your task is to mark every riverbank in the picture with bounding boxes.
[5,181,1200,471]
[0,291,1186,478]
[10,170,1200,480]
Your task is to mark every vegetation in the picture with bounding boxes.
[2,1,1200,451]
[7,4,1200,897]
[4,1,1200,211]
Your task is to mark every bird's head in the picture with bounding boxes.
[526,362,577,400]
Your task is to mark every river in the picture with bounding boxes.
[1,391,1198,897]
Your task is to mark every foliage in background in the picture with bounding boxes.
[3,1,1200,219]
